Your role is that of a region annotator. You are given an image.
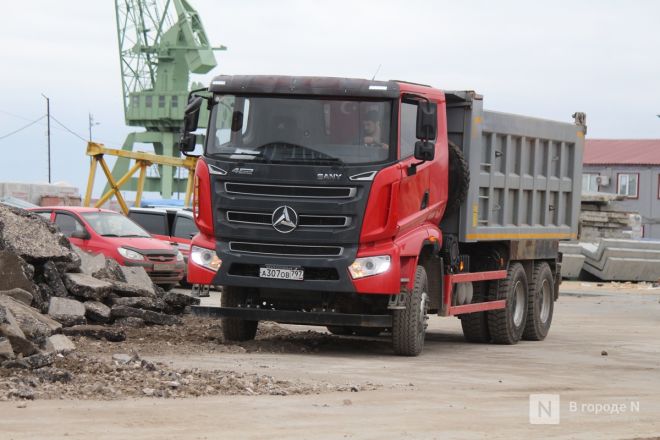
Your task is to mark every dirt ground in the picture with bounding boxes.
[1,282,659,439]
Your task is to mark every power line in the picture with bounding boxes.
[50,114,87,142]
[0,115,46,141]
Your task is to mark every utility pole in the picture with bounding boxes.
[88,113,99,141]
[41,94,51,183]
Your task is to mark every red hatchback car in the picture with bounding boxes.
[31,207,185,289]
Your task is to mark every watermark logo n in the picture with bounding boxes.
[529,394,560,424]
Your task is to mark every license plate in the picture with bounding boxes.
[154,263,176,271]
[259,266,304,281]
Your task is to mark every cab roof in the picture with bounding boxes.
[208,75,400,99]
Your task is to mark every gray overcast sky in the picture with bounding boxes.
[0,0,659,197]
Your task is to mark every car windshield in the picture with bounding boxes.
[81,212,151,238]
[206,95,392,165]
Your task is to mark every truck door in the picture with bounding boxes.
[397,98,433,232]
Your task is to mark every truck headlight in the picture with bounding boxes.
[190,246,221,271]
[117,247,145,261]
[348,255,390,279]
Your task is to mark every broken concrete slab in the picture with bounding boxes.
[0,336,15,361]
[84,301,111,323]
[73,246,106,276]
[48,297,86,327]
[163,291,200,313]
[2,352,54,369]
[0,288,33,306]
[0,251,36,295]
[114,317,145,328]
[0,205,78,264]
[45,334,76,354]
[62,325,126,342]
[120,266,155,295]
[63,273,112,301]
[111,305,181,326]
[0,304,37,356]
[111,296,166,312]
[109,281,157,298]
[36,261,68,298]
[93,258,126,283]
[0,296,61,341]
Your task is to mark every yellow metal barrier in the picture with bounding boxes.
[83,142,197,214]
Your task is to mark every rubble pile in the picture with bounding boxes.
[0,205,198,368]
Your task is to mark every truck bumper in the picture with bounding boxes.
[191,305,392,328]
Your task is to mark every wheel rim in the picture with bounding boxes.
[513,281,525,327]
[419,292,429,334]
[539,279,552,323]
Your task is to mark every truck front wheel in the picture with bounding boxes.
[487,262,528,344]
[221,286,258,341]
[392,265,429,356]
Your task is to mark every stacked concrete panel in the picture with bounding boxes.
[580,239,660,282]
[558,242,585,279]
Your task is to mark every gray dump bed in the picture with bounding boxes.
[444,91,585,243]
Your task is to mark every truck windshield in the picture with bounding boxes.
[206,95,392,165]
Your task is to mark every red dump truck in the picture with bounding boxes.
[179,75,585,356]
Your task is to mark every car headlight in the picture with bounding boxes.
[117,247,145,261]
[190,246,221,271]
[348,255,390,279]
[176,250,184,262]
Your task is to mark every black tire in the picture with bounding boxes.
[459,281,491,343]
[221,286,258,341]
[327,326,352,336]
[445,141,470,217]
[159,283,176,292]
[487,262,528,344]
[523,262,555,341]
[392,266,429,356]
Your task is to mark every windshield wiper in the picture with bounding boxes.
[279,157,345,165]
[101,233,120,237]
[120,234,148,238]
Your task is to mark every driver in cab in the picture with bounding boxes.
[362,110,389,149]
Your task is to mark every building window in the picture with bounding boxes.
[617,173,639,198]
[582,173,599,193]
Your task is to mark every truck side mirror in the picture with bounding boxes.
[183,97,203,132]
[416,101,437,140]
[414,140,435,161]
[179,97,203,153]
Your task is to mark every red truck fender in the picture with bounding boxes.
[395,225,442,293]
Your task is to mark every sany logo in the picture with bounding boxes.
[317,173,342,180]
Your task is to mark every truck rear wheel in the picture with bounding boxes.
[487,262,528,344]
[459,281,491,343]
[392,265,429,356]
[221,286,258,341]
[523,262,554,341]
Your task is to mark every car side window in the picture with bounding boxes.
[129,212,168,235]
[173,215,198,239]
[33,211,52,220]
[54,213,84,237]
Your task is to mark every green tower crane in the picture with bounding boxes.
[110,0,225,199]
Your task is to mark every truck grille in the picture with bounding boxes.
[226,211,351,228]
[224,182,356,199]
[228,241,343,257]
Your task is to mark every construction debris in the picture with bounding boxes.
[0,204,198,368]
